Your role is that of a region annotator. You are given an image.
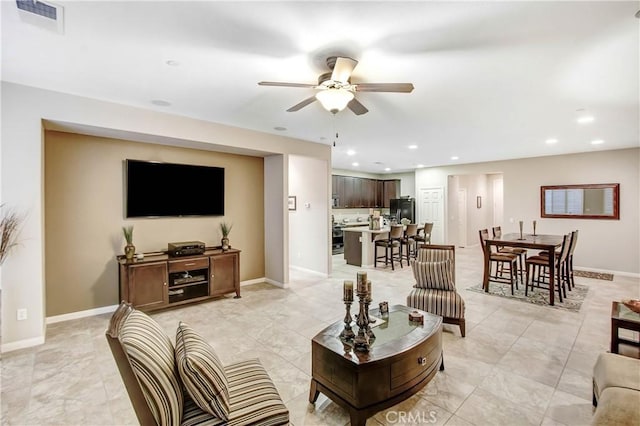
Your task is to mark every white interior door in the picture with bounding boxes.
[419,187,444,244]
[457,189,467,247]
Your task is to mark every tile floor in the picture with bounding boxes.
[1,246,639,425]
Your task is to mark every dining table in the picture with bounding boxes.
[482,232,564,305]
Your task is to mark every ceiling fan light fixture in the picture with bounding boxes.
[315,88,354,114]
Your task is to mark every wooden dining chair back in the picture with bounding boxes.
[492,225,527,281]
[407,244,465,337]
[525,233,571,302]
[566,230,579,289]
[414,223,433,246]
[374,225,404,270]
[479,229,519,295]
[401,223,419,261]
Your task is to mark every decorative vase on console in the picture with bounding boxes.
[122,225,135,260]
[220,221,232,251]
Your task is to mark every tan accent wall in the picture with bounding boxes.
[44,131,264,316]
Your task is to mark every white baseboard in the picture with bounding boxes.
[1,335,45,353]
[46,304,119,324]
[574,265,640,279]
[289,265,328,278]
[240,278,266,287]
[265,278,286,288]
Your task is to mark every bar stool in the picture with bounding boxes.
[414,223,433,246]
[401,223,419,261]
[374,225,404,270]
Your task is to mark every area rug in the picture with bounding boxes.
[466,282,589,313]
[574,270,614,281]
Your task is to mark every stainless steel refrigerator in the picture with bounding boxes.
[390,198,416,223]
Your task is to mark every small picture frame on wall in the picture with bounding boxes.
[288,196,297,211]
[476,196,482,209]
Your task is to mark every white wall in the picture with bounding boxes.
[264,155,287,286]
[1,82,331,350]
[416,148,640,275]
[288,155,329,275]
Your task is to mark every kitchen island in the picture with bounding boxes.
[342,226,390,267]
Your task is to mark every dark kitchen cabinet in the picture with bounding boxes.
[332,175,401,209]
[383,180,401,208]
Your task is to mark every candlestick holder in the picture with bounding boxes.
[353,281,372,352]
[339,300,356,340]
[364,288,376,339]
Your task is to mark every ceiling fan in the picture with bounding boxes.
[258,56,414,115]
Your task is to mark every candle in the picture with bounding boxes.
[357,271,367,293]
[533,220,537,235]
[519,220,523,236]
[366,280,372,298]
[343,280,353,302]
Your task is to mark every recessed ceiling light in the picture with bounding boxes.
[450,156,459,160]
[151,100,171,106]
[347,149,356,156]
[273,126,287,131]
[408,145,418,149]
[352,162,359,167]
[384,167,391,172]
[416,164,425,168]
[577,115,594,124]
[546,138,558,144]
[591,139,605,145]
[165,60,180,66]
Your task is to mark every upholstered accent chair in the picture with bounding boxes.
[406,244,465,337]
[106,302,289,426]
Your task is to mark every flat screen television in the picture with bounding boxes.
[125,159,224,218]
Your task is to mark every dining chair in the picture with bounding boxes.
[374,225,404,270]
[525,233,571,302]
[538,229,578,290]
[401,223,419,261]
[479,229,519,295]
[414,223,433,246]
[492,226,527,283]
[407,244,465,337]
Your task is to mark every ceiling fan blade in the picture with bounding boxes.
[286,96,317,112]
[258,81,317,88]
[347,98,368,115]
[355,83,415,93]
[331,57,358,84]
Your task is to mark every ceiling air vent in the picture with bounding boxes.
[16,0,64,34]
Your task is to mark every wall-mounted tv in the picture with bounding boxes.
[125,159,224,218]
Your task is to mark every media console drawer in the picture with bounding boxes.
[168,257,209,273]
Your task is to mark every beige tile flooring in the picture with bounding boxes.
[2,246,639,425]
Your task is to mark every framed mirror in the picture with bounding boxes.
[540,184,619,220]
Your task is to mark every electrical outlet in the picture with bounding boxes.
[17,308,27,321]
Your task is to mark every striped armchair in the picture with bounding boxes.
[106,302,289,426]
[406,244,466,337]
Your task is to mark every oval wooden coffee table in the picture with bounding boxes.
[309,304,443,426]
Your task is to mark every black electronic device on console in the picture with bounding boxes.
[168,241,206,257]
